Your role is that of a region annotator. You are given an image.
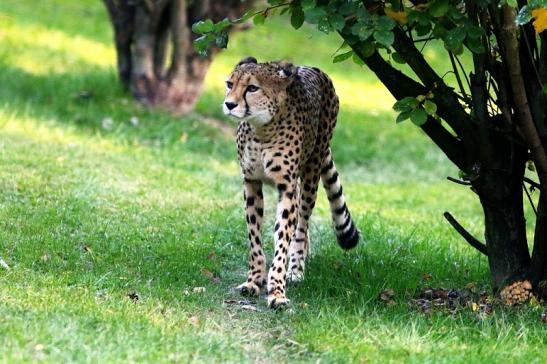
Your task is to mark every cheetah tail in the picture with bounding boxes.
[320,149,360,250]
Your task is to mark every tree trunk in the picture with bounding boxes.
[472,132,531,290]
[103,0,253,114]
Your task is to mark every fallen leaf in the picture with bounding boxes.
[188,315,200,327]
[83,245,92,253]
[192,286,206,294]
[464,282,476,291]
[40,254,50,263]
[299,302,309,309]
[180,132,188,143]
[201,268,220,284]
[471,302,479,312]
[207,251,217,261]
[380,288,395,301]
[422,272,433,281]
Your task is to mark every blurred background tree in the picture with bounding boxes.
[196,0,547,301]
[102,0,254,114]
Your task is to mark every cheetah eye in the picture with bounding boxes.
[247,85,259,93]
[226,81,233,89]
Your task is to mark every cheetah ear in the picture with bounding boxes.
[277,61,296,79]
[237,56,257,66]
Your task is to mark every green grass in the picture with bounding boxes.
[0,1,546,363]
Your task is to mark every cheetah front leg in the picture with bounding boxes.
[236,179,266,296]
[267,179,298,308]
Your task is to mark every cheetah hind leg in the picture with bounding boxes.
[287,230,310,283]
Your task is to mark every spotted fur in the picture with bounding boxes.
[223,57,360,308]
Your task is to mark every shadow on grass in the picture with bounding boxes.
[0,63,236,163]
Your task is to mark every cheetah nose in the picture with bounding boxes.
[225,102,238,110]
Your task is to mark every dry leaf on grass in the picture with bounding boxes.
[379,288,395,301]
[200,268,220,284]
[188,315,200,327]
[192,287,206,293]
[0,257,10,270]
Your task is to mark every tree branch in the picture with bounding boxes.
[391,28,476,147]
[444,212,488,255]
[349,47,468,170]
[501,6,547,195]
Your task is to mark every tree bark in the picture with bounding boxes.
[473,133,531,290]
[103,0,253,114]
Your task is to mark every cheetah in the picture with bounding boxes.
[223,57,360,308]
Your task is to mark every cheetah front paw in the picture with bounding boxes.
[267,292,291,309]
[236,281,263,296]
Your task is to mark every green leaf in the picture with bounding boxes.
[333,50,354,63]
[291,6,305,29]
[213,18,231,32]
[193,34,211,56]
[393,97,419,112]
[391,52,406,64]
[359,41,376,58]
[305,6,328,24]
[410,108,428,126]
[428,0,450,17]
[301,0,315,9]
[339,2,357,16]
[373,30,394,48]
[444,26,467,51]
[351,22,374,40]
[396,110,411,123]
[352,52,365,65]
[356,5,370,20]
[253,13,266,25]
[215,32,228,49]
[432,23,446,38]
[329,13,346,30]
[192,19,214,34]
[376,16,396,31]
[506,0,518,7]
[423,100,437,115]
[466,37,485,54]
[318,18,332,33]
[543,84,547,94]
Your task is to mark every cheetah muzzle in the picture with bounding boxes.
[223,57,360,309]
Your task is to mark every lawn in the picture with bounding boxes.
[0,1,546,363]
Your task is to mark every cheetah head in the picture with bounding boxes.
[223,57,297,126]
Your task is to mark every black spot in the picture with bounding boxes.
[282,209,289,219]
